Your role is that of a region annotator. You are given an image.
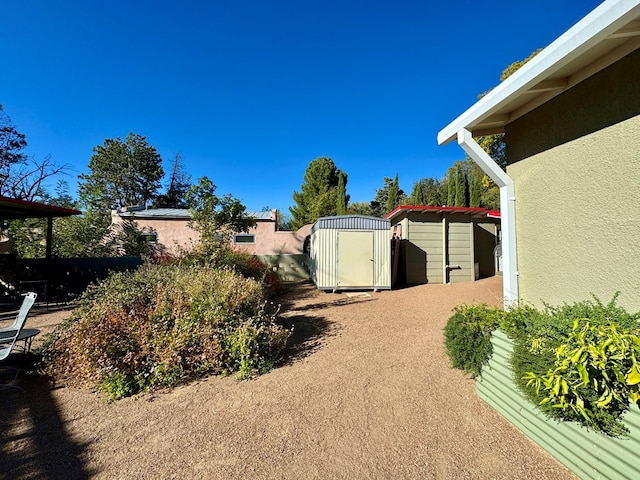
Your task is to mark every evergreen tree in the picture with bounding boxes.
[290,157,347,229]
[469,172,481,208]
[155,152,191,208]
[347,201,375,216]
[79,133,164,211]
[454,165,467,207]
[370,176,407,217]
[409,178,445,206]
[336,169,348,215]
[386,173,400,214]
[447,174,455,206]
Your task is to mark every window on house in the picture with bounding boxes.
[137,232,158,244]
[233,234,256,244]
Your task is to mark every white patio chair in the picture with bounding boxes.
[0,292,37,391]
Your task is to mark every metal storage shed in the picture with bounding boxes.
[310,215,391,291]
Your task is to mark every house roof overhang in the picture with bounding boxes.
[437,0,640,145]
[385,205,500,222]
[0,196,81,220]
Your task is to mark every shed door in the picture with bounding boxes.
[337,231,374,287]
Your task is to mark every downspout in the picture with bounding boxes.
[457,129,518,307]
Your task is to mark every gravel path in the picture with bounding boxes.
[1,276,576,479]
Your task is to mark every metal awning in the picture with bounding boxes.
[0,196,81,219]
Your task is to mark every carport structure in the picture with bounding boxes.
[0,196,81,260]
[0,196,81,302]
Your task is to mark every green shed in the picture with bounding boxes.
[386,206,500,285]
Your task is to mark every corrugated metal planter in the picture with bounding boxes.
[310,215,391,291]
[476,330,640,479]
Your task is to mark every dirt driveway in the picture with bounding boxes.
[1,277,576,479]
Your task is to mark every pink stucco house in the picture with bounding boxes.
[112,207,312,257]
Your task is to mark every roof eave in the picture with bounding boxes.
[437,0,640,145]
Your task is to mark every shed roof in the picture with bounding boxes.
[0,195,81,219]
[385,205,500,222]
[437,0,640,145]
[312,215,391,233]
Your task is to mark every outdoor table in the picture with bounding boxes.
[0,328,40,353]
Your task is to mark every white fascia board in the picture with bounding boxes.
[437,0,640,145]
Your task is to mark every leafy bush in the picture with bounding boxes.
[39,263,289,400]
[176,243,281,297]
[444,304,503,377]
[504,295,640,437]
[445,294,640,437]
[524,321,640,438]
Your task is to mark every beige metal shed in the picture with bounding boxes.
[310,215,391,291]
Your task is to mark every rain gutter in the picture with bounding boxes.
[457,129,518,307]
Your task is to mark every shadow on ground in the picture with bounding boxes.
[281,313,335,364]
[277,282,380,365]
[0,354,92,479]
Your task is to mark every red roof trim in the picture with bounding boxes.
[0,195,81,217]
[385,205,500,220]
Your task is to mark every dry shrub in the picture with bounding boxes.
[39,264,289,400]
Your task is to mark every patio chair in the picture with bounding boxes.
[0,292,37,391]
[0,291,38,334]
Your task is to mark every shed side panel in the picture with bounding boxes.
[373,228,391,289]
[406,221,443,284]
[314,228,337,289]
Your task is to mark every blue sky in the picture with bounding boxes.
[3,0,602,213]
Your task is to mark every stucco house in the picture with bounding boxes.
[113,207,312,257]
[438,0,640,312]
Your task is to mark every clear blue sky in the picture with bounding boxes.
[2,0,602,213]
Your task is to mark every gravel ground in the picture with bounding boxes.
[1,277,577,479]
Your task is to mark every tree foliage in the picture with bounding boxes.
[442,160,499,210]
[408,178,446,206]
[289,157,349,229]
[336,170,347,215]
[347,201,375,216]
[475,49,542,172]
[186,177,255,250]
[154,152,191,208]
[370,176,407,217]
[385,173,400,215]
[79,133,164,211]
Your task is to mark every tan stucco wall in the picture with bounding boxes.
[507,49,640,164]
[113,212,311,257]
[508,116,640,312]
[234,223,312,255]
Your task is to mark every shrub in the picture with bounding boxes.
[444,304,503,377]
[504,295,640,437]
[176,243,281,298]
[445,294,640,437]
[39,263,289,400]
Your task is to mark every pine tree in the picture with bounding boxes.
[290,157,348,229]
[336,170,348,215]
[79,133,164,211]
[469,173,481,208]
[386,174,400,214]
